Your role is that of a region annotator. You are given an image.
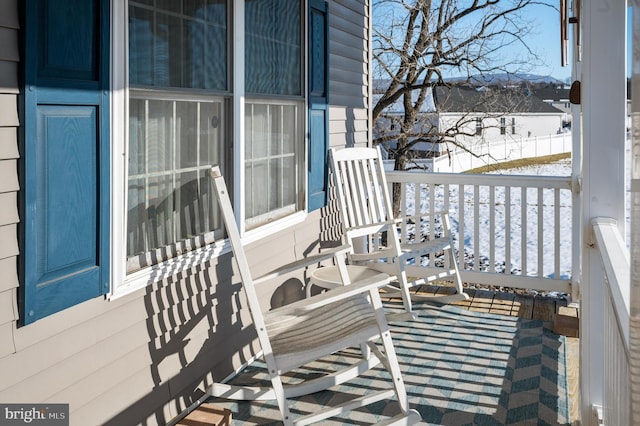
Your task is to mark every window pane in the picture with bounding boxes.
[129,0,227,91]
[245,0,301,96]
[127,97,223,265]
[245,101,302,228]
[129,7,154,86]
[147,100,173,173]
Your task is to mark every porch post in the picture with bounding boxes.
[630,2,640,424]
[580,0,627,425]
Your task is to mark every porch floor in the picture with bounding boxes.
[185,286,579,425]
[418,284,580,425]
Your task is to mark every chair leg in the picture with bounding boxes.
[262,349,294,425]
[395,263,414,314]
[443,213,466,296]
[267,363,294,425]
[368,289,411,415]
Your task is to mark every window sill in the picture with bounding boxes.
[109,239,231,301]
[109,210,308,300]
[242,210,307,245]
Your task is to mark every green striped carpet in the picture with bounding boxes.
[210,303,569,425]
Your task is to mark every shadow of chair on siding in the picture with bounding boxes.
[104,175,346,425]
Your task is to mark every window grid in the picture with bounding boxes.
[127,94,223,268]
[245,101,301,229]
[475,117,482,135]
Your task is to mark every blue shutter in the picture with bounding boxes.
[308,0,329,211]
[22,0,110,324]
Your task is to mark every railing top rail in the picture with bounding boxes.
[592,217,630,352]
[386,171,572,190]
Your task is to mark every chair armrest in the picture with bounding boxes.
[399,238,452,256]
[253,244,352,285]
[348,220,398,235]
[399,210,450,221]
[265,271,390,318]
[350,248,395,262]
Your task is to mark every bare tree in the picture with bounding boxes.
[373,0,551,169]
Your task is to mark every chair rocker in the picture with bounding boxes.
[206,167,421,426]
[329,146,468,315]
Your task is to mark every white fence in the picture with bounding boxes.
[384,133,572,173]
[591,218,630,426]
[385,171,573,295]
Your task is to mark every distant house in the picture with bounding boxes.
[532,86,573,119]
[373,83,567,158]
[434,85,568,147]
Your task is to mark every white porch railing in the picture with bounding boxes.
[591,218,630,426]
[385,171,573,295]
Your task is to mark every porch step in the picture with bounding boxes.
[553,305,579,338]
[176,403,232,426]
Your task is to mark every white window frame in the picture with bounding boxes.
[110,0,308,299]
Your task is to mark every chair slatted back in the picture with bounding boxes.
[330,147,394,237]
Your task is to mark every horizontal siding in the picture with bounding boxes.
[331,64,367,88]
[0,288,15,324]
[330,131,368,147]
[0,127,19,159]
[330,106,368,121]
[0,191,18,225]
[330,117,368,134]
[329,0,370,149]
[0,60,19,93]
[332,1,369,34]
[0,27,19,62]
[0,2,19,30]
[329,0,369,111]
[0,321,14,358]
[0,224,18,260]
[0,94,19,126]
[0,0,19,382]
[0,159,18,192]
[0,256,17,293]
[329,104,369,149]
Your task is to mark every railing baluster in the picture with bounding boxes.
[538,187,544,278]
[444,183,450,269]
[415,182,421,248]
[474,185,480,272]
[400,182,408,243]
[505,186,511,275]
[459,184,465,269]
[521,187,527,276]
[429,182,435,242]
[490,185,495,273]
[554,188,561,279]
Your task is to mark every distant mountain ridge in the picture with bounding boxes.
[451,73,568,86]
[373,74,568,92]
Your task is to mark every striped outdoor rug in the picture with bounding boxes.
[211,303,569,425]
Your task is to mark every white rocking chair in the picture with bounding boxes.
[206,167,421,426]
[329,146,468,315]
